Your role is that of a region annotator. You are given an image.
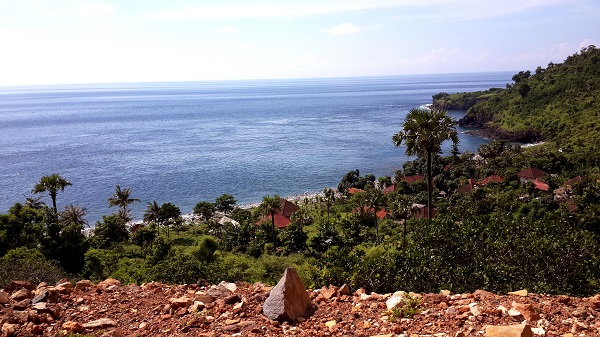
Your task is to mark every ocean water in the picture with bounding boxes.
[0,72,512,223]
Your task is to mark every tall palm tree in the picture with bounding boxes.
[33,173,72,214]
[108,185,140,220]
[392,108,458,219]
[323,188,336,227]
[260,195,281,247]
[144,201,162,235]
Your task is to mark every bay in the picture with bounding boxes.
[0,72,512,223]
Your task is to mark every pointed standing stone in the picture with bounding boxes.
[263,267,311,322]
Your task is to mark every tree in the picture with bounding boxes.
[160,202,181,238]
[144,201,162,235]
[91,214,129,249]
[108,185,140,221]
[215,194,237,214]
[59,204,88,228]
[33,174,72,214]
[259,195,281,247]
[193,201,216,222]
[23,195,45,209]
[392,108,458,219]
[323,188,336,226]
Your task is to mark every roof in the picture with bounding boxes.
[260,213,292,228]
[517,167,545,179]
[401,175,424,184]
[347,187,366,194]
[353,206,390,219]
[563,176,582,186]
[383,184,395,194]
[532,179,550,192]
[278,198,299,218]
[478,175,504,186]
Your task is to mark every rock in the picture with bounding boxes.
[321,286,338,300]
[63,321,85,333]
[9,288,32,301]
[31,289,59,304]
[219,281,237,293]
[386,291,407,310]
[485,323,533,337]
[4,281,35,293]
[168,296,192,309]
[0,291,9,304]
[75,280,95,291]
[325,320,337,329]
[195,293,215,304]
[83,318,118,329]
[224,294,241,304]
[97,278,121,289]
[531,327,545,335]
[508,308,524,321]
[512,302,540,322]
[508,290,528,297]
[424,293,448,304]
[57,281,74,290]
[1,323,17,337]
[207,285,232,298]
[262,267,311,322]
[339,284,350,296]
[474,289,496,299]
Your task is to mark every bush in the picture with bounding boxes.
[0,247,68,288]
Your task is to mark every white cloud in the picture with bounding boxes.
[75,3,116,17]
[325,23,360,35]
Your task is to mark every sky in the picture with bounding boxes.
[0,0,598,85]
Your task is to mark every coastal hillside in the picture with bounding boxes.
[433,45,600,150]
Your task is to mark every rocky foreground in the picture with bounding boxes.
[2,272,600,337]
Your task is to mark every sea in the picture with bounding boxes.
[0,72,513,224]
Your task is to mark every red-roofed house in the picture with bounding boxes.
[347,187,366,195]
[478,175,504,186]
[532,179,550,192]
[563,176,582,189]
[517,167,545,183]
[383,184,395,194]
[258,197,300,228]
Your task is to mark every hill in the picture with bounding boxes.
[433,45,600,152]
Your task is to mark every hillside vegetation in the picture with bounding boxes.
[2,48,600,298]
[434,45,600,155]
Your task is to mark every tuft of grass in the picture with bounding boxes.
[387,294,424,322]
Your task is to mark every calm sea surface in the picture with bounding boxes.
[0,73,512,223]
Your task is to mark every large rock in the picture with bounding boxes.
[262,267,311,322]
[485,323,533,337]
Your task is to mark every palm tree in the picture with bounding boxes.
[23,194,46,209]
[60,204,88,228]
[392,108,458,219]
[108,185,140,220]
[33,173,72,214]
[144,201,162,235]
[323,188,336,227]
[259,195,281,247]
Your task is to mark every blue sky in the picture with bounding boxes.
[0,0,598,85]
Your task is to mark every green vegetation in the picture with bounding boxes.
[1,49,600,296]
[434,46,600,159]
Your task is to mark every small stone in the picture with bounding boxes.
[321,286,338,300]
[485,323,533,337]
[169,296,192,309]
[139,322,148,330]
[325,320,337,329]
[9,288,32,301]
[508,290,528,297]
[62,321,85,333]
[83,318,117,329]
[531,327,545,335]
[508,309,524,321]
[1,323,18,337]
[0,291,9,304]
[340,284,350,296]
[512,302,540,322]
[75,280,95,291]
